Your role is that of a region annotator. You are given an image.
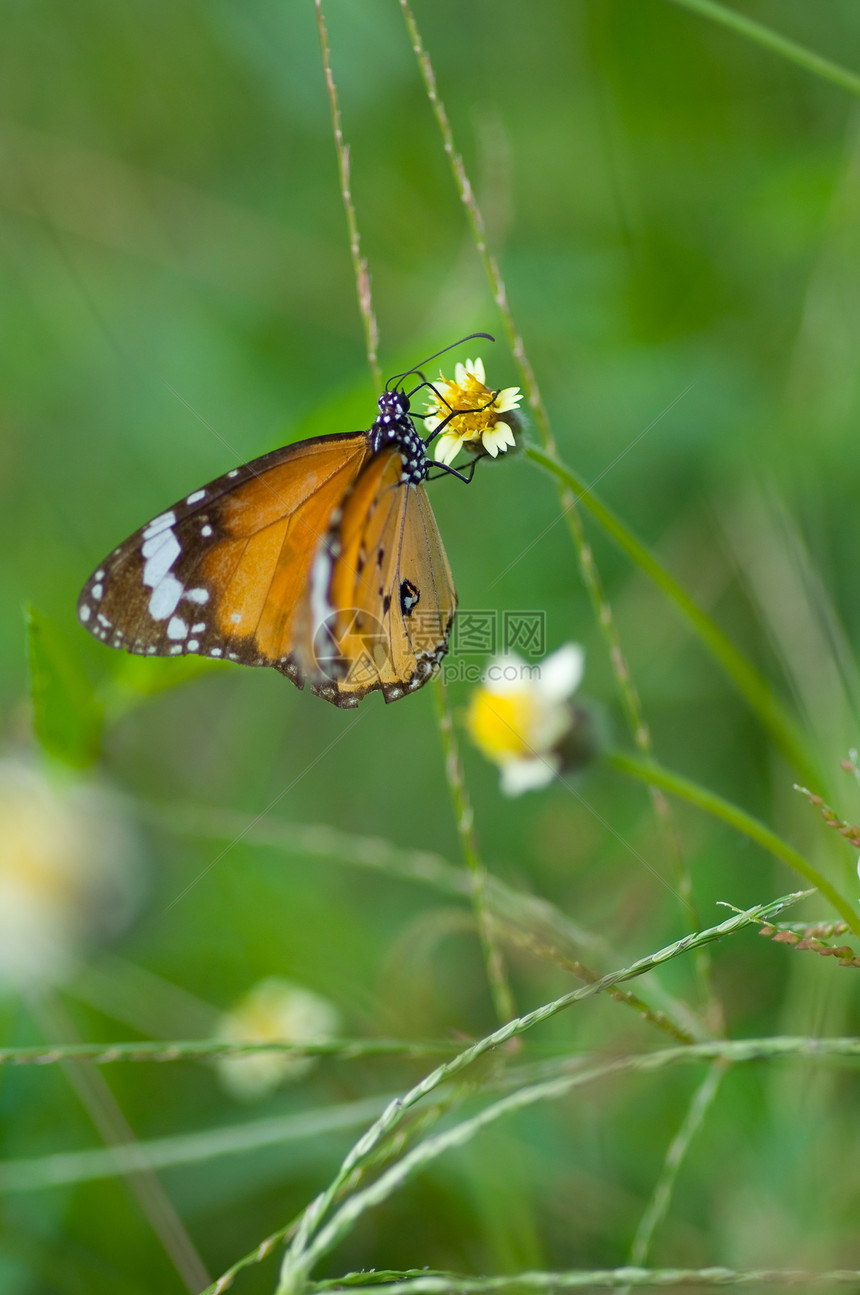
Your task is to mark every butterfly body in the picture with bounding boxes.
[78,390,456,707]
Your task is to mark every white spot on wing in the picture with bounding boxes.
[140,521,186,621]
[186,489,207,505]
[309,546,334,645]
[91,583,103,600]
[210,648,222,657]
[94,569,105,581]
[191,623,206,633]
[186,588,209,604]
[142,511,176,541]
[80,605,91,623]
[149,574,184,620]
[167,616,188,640]
[201,525,213,538]
[230,612,242,625]
[142,528,181,590]
[187,638,199,651]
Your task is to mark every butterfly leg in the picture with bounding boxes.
[425,457,481,485]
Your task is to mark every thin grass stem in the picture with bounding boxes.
[626,1061,724,1274]
[433,678,514,1025]
[0,1037,460,1068]
[311,1262,860,1291]
[0,1094,391,1194]
[667,0,860,97]
[28,990,210,1292]
[397,0,550,451]
[315,0,381,390]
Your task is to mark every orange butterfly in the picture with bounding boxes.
[77,338,499,707]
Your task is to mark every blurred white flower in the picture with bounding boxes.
[0,757,143,989]
[214,978,340,1102]
[467,644,592,796]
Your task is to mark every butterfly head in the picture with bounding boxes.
[370,389,428,486]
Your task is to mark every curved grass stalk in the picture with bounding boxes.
[527,446,817,786]
[667,0,860,97]
[278,1033,860,1295]
[312,1262,860,1291]
[609,750,860,935]
[273,891,805,1295]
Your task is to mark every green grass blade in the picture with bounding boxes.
[525,448,816,783]
[667,0,860,97]
[609,749,860,935]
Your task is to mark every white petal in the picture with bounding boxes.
[481,422,515,457]
[536,644,585,704]
[471,356,486,384]
[454,362,467,386]
[495,386,522,413]
[424,415,442,432]
[482,651,530,695]
[434,433,463,466]
[500,755,559,797]
[530,707,572,755]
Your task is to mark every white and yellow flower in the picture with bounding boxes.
[0,758,143,988]
[467,645,590,796]
[214,978,340,1102]
[424,356,522,467]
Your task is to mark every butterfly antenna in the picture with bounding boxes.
[385,332,495,391]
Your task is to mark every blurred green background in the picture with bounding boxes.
[3,1,860,1291]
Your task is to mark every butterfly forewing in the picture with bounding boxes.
[78,433,371,670]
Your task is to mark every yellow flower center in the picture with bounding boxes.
[428,372,501,442]
[467,689,537,762]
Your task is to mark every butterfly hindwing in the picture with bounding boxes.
[77,433,372,673]
[303,448,456,706]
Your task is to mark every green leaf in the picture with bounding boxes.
[26,605,103,767]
